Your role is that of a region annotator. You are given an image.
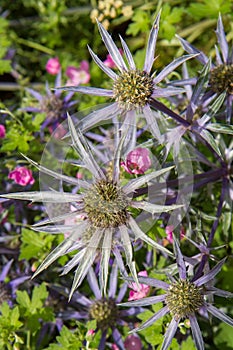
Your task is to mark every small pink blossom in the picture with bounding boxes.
[121,147,151,175]
[46,57,61,75]
[128,270,150,301]
[86,329,95,336]
[0,124,6,138]
[76,172,83,179]
[66,61,90,86]
[124,334,142,350]
[103,49,123,68]
[165,225,174,244]
[111,345,119,350]
[8,167,35,186]
[79,60,89,72]
[165,225,186,244]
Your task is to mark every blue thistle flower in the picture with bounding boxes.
[119,237,233,350]
[57,11,196,141]
[177,14,233,122]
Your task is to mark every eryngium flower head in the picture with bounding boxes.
[57,11,196,140]
[1,116,182,300]
[119,237,233,350]
[177,14,233,122]
[57,262,143,349]
[23,71,78,131]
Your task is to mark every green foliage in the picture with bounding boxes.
[180,336,197,350]
[0,17,12,75]
[43,321,101,350]
[44,326,82,349]
[0,284,55,350]
[0,303,23,350]
[160,4,183,40]
[16,283,54,334]
[21,0,67,48]
[19,228,60,267]
[187,0,232,20]
[214,322,233,348]
[126,10,151,37]
[136,303,164,346]
[1,110,45,154]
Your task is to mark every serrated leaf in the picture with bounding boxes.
[214,322,233,347]
[126,10,150,36]
[19,229,55,261]
[181,336,196,350]
[16,290,31,310]
[31,283,48,311]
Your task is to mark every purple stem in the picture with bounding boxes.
[192,176,228,282]
[150,98,191,127]
[133,167,227,198]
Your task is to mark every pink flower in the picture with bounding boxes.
[0,124,6,138]
[45,57,61,75]
[8,167,35,186]
[103,49,123,68]
[124,334,142,350]
[121,147,151,175]
[66,60,90,86]
[79,60,89,72]
[165,225,186,244]
[76,172,83,179]
[86,329,95,336]
[111,345,119,350]
[165,225,174,244]
[128,270,150,301]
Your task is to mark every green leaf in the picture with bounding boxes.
[188,0,231,19]
[160,4,183,40]
[0,303,23,347]
[16,290,31,310]
[31,113,46,129]
[214,322,233,347]
[126,10,150,36]
[31,283,48,311]
[44,326,83,349]
[136,306,164,346]
[181,336,196,350]
[16,284,54,335]
[0,60,11,75]
[19,228,55,261]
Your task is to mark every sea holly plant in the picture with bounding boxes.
[1,115,182,300]
[119,237,233,350]
[1,6,233,350]
[54,261,144,349]
[177,14,233,122]
[57,10,197,141]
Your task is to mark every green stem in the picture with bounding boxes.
[15,37,55,55]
